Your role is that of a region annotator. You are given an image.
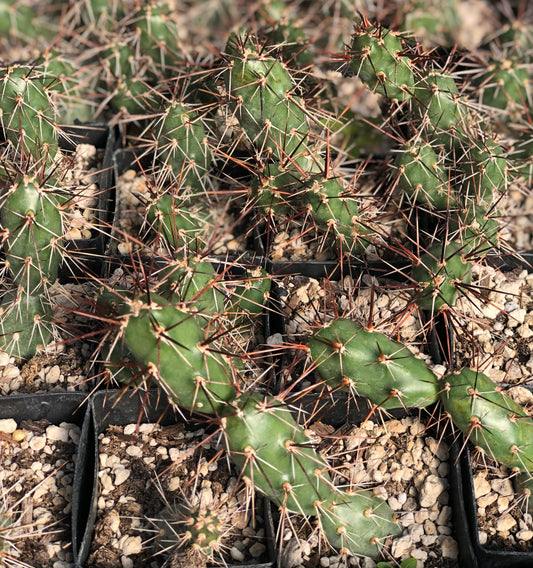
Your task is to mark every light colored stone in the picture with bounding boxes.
[0,418,17,434]
[391,534,413,557]
[517,530,533,541]
[496,514,517,533]
[126,445,142,458]
[119,535,142,556]
[419,474,445,507]
[441,536,458,559]
[46,425,69,443]
[114,468,130,486]
[473,474,491,498]
[30,435,47,451]
[478,493,498,509]
[491,477,514,497]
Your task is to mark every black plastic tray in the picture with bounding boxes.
[72,388,276,568]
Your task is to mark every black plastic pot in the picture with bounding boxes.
[72,388,276,568]
[111,148,261,257]
[57,123,117,282]
[0,391,89,567]
[450,443,533,568]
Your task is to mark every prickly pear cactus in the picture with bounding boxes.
[442,368,533,472]
[308,318,440,409]
[223,392,329,515]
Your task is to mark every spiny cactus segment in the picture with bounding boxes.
[308,317,440,409]
[0,65,59,163]
[223,392,401,555]
[411,241,472,312]
[442,369,533,473]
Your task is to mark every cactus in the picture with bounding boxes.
[317,489,402,558]
[0,64,59,163]
[1,174,62,291]
[225,40,309,163]
[121,292,238,414]
[0,290,52,362]
[442,369,533,473]
[155,501,223,558]
[350,23,414,102]
[0,174,62,360]
[223,392,400,557]
[394,141,454,210]
[308,318,440,409]
[411,241,473,312]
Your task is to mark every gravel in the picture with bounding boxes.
[0,420,80,567]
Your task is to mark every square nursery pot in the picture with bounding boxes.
[450,440,533,568]
[72,388,276,568]
[442,254,533,568]
[57,123,117,282]
[0,391,89,568]
[111,148,260,258]
[266,259,469,566]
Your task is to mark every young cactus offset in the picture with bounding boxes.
[442,368,533,473]
[308,318,440,409]
[155,501,223,558]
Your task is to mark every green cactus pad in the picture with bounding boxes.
[450,206,500,256]
[442,369,533,472]
[306,177,369,253]
[0,65,58,161]
[351,26,414,101]
[157,258,225,314]
[475,59,530,111]
[395,142,454,209]
[155,102,212,194]
[460,140,508,205]
[1,175,62,290]
[223,392,331,515]
[147,194,212,252]
[0,291,52,361]
[411,241,472,312]
[318,489,402,558]
[123,294,237,414]
[414,71,468,141]
[226,50,309,161]
[309,318,439,409]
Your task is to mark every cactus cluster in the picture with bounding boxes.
[2,0,533,564]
